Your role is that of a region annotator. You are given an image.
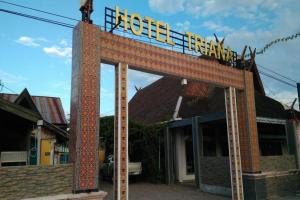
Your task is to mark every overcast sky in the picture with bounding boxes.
[0,0,299,116]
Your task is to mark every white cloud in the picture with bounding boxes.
[43,46,72,58]
[184,0,281,18]
[15,36,71,62]
[16,36,40,47]
[148,0,284,22]
[148,0,185,15]
[59,39,68,47]
[176,20,191,33]
[202,21,233,33]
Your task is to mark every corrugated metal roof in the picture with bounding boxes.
[0,93,67,125]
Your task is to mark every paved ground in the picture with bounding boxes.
[99,181,300,200]
[99,181,230,200]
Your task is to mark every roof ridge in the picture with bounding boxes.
[0,92,60,99]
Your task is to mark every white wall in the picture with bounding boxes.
[174,128,195,182]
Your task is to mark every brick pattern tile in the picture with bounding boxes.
[114,63,129,200]
[99,31,244,90]
[70,22,100,192]
[237,71,260,173]
[225,87,244,200]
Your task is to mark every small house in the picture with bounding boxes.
[0,89,68,166]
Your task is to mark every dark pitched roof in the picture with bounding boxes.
[129,77,181,124]
[0,89,67,125]
[129,76,287,125]
[14,88,41,114]
[255,92,286,119]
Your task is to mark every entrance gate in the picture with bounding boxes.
[69,22,261,200]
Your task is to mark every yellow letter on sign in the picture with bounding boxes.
[145,16,154,39]
[217,43,225,60]
[156,21,166,43]
[130,13,143,36]
[186,32,193,51]
[209,40,217,59]
[226,48,233,62]
[194,34,203,53]
[166,24,175,46]
[116,6,128,31]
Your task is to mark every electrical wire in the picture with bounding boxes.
[258,70,297,88]
[0,8,75,28]
[257,64,298,83]
[0,81,17,93]
[0,0,79,22]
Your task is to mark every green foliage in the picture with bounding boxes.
[99,116,166,183]
[99,116,114,155]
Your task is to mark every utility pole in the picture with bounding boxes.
[80,0,93,24]
[297,83,300,110]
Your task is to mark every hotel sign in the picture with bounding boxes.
[109,6,235,63]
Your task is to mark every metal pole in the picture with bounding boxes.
[37,120,43,165]
[297,83,300,110]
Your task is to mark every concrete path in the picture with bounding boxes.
[99,181,230,200]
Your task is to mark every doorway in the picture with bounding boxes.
[174,126,195,182]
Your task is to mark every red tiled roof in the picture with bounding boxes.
[0,93,67,125]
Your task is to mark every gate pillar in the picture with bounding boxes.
[70,22,101,193]
[114,63,129,200]
[236,71,260,173]
[225,87,244,200]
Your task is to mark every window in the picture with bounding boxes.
[258,123,287,156]
[260,139,283,156]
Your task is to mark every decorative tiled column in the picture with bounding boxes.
[225,87,244,200]
[114,63,129,200]
[236,71,260,173]
[69,22,100,193]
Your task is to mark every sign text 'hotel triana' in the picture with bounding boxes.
[114,6,234,62]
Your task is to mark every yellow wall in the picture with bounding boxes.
[99,149,105,162]
[41,139,52,165]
